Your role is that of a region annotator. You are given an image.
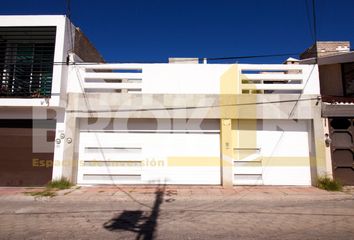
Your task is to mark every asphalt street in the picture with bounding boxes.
[0,186,353,240]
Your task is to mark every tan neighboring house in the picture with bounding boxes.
[301,41,354,185]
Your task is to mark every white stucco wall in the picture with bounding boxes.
[142,64,230,94]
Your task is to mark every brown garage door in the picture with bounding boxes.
[329,118,354,185]
[0,119,55,186]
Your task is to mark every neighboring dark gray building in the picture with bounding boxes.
[0,15,104,186]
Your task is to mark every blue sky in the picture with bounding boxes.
[1,0,353,63]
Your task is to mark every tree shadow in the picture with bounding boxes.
[103,185,165,240]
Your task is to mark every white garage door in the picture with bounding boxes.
[233,120,312,186]
[77,119,221,185]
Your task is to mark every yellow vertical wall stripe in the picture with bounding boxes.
[220,65,259,186]
[220,65,238,186]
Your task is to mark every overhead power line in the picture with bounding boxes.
[288,0,319,118]
[206,53,299,61]
[312,0,318,44]
[66,97,321,113]
[312,0,318,63]
[305,0,315,41]
[7,48,348,66]
[66,0,75,60]
[3,47,352,67]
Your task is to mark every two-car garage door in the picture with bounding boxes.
[77,119,313,186]
[77,119,221,185]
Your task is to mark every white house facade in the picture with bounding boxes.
[0,15,332,186]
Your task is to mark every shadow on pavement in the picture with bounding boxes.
[103,185,165,240]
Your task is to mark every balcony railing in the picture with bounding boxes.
[80,64,143,93]
[71,63,318,95]
[239,64,314,94]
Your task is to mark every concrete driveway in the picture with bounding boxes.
[0,186,354,240]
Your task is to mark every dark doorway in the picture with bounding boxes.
[0,119,55,186]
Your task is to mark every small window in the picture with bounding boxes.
[342,62,354,97]
[330,118,351,130]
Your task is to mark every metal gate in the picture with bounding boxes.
[329,118,354,185]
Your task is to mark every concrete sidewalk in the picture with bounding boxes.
[0,186,353,240]
[0,185,344,198]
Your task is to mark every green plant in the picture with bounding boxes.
[24,189,57,198]
[23,178,73,198]
[46,178,73,190]
[316,176,343,191]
